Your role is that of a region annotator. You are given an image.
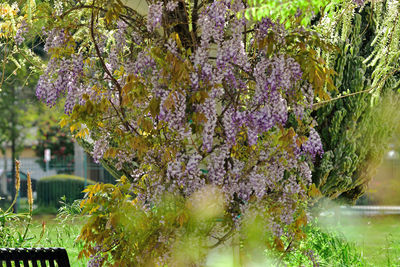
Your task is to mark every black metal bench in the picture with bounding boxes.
[0,248,70,267]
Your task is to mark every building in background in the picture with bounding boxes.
[0,139,115,198]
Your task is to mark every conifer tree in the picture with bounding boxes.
[314,1,400,201]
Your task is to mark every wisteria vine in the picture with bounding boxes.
[35,0,330,263]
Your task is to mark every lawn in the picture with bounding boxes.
[319,214,400,266]
[19,214,87,267]
[12,212,400,266]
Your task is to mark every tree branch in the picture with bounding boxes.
[313,67,400,109]
[208,225,235,249]
[89,1,140,136]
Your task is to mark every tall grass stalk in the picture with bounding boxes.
[22,172,33,241]
[0,161,34,247]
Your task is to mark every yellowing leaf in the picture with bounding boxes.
[148,97,160,118]
[308,183,321,198]
[70,123,80,133]
[172,33,183,49]
[295,210,307,228]
[89,206,100,214]
[59,118,67,128]
[177,212,188,227]
[274,237,285,252]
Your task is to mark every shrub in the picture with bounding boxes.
[37,174,95,208]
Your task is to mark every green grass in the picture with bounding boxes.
[17,214,87,267]
[7,197,87,266]
[319,214,400,266]
[12,208,400,266]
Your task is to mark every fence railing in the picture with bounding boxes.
[0,156,116,201]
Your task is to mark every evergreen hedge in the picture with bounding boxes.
[37,174,96,208]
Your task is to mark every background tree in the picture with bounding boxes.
[0,0,47,208]
[0,53,41,204]
[313,1,400,202]
[33,104,74,173]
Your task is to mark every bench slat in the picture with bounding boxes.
[0,248,70,267]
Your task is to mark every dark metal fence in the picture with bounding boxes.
[0,153,117,208]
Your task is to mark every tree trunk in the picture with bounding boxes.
[0,146,7,196]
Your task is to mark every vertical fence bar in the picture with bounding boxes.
[84,153,87,188]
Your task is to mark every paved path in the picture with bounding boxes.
[339,205,400,215]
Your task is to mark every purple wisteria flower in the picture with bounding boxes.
[35,0,329,253]
[87,245,106,267]
[43,28,67,52]
[14,20,28,45]
[166,1,178,11]
[147,2,163,32]
[352,0,365,7]
[302,128,324,159]
[92,134,109,163]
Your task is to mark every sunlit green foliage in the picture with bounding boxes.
[244,0,343,26]
[78,177,219,265]
[279,221,367,266]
